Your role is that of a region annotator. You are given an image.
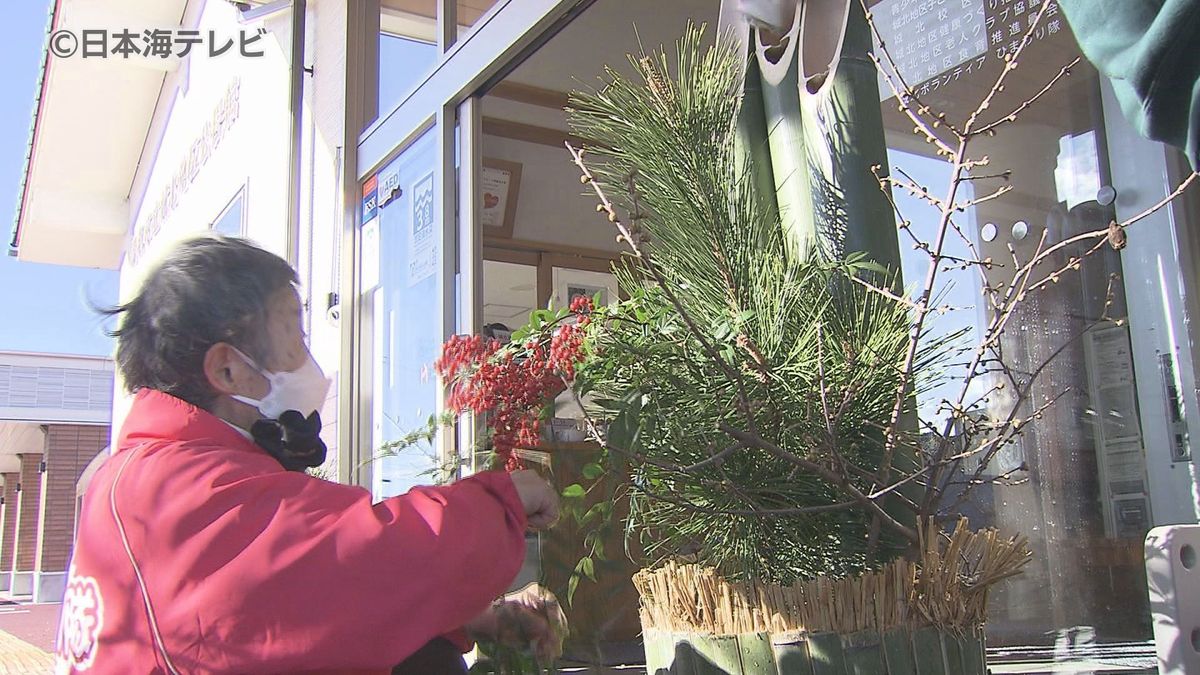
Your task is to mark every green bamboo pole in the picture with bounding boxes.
[736,54,784,232]
[800,0,901,272]
[758,47,820,261]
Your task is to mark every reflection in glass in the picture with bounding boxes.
[365,129,441,499]
[872,0,1154,649]
[483,260,537,335]
[379,34,437,120]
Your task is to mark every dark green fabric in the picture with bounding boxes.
[1059,0,1200,168]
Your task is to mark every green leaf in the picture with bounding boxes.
[607,396,642,451]
[581,504,603,527]
[582,462,604,480]
[562,483,586,499]
[576,556,596,582]
[858,260,889,275]
[567,574,580,606]
[563,501,581,522]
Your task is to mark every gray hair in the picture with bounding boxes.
[101,236,298,410]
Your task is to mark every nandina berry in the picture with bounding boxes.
[436,310,592,468]
[570,295,594,314]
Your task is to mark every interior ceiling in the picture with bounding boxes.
[381,0,497,25]
[505,0,722,94]
[483,260,537,323]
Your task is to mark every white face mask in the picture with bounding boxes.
[230,348,331,420]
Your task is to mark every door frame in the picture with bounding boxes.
[345,0,599,484]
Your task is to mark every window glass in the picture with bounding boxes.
[375,0,510,112]
[379,33,438,118]
[211,190,244,236]
[379,0,503,44]
[362,127,441,498]
[869,0,1197,653]
[482,260,537,337]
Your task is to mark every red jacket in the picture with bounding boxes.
[55,389,527,674]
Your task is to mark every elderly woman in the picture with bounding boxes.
[57,236,563,674]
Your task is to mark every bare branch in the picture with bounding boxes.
[848,274,920,309]
[680,444,741,473]
[953,184,1014,211]
[961,171,1013,182]
[1119,171,1200,229]
[974,58,1083,136]
[860,0,964,143]
[963,0,1056,135]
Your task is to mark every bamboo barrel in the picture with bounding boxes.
[642,626,986,674]
[634,521,1029,674]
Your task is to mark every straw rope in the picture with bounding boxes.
[632,519,1031,636]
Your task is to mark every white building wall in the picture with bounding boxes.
[121,0,292,288]
[0,352,114,426]
[111,0,347,469]
[305,0,352,472]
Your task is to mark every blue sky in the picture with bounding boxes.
[0,18,436,361]
[0,0,119,357]
[0,25,433,360]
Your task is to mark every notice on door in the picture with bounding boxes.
[408,172,437,287]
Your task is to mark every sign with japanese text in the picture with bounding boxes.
[128,78,242,267]
[362,175,378,225]
[870,0,1068,100]
[408,172,437,287]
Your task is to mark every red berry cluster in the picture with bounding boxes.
[436,296,594,471]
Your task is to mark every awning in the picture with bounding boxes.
[10,0,189,268]
[0,424,45,476]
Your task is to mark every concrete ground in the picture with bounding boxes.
[0,601,1165,674]
[0,602,56,674]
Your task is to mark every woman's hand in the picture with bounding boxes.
[509,470,560,530]
[465,583,568,664]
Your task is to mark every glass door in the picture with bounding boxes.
[361,126,443,499]
[871,0,1200,652]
